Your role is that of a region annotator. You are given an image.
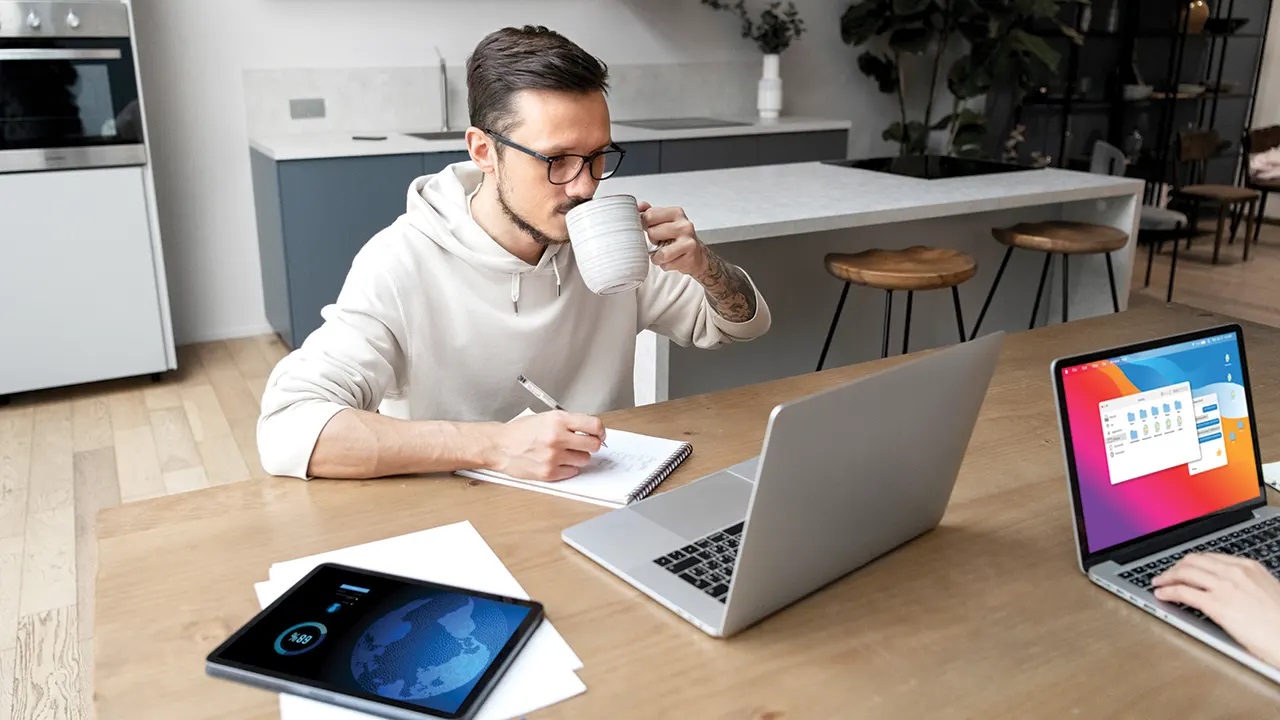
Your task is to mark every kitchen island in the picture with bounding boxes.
[248,116,851,348]
[595,161,1144,404]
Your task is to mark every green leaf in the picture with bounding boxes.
[893,0,932,13]
[953,125,987,148]
[947,55,992,99]
[889,26,934,54]
[931,113,955,131]
[904,121,929,155]
[955,108,986,127]
[857,51,900,94]
[1009,29,1060,70]
[840,0,888,46]
[883,122,907,144]
[1055,22,1084,44]
[1015,0,1062,19]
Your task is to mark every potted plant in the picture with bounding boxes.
[700,1,807,119]
[840,0,1084,157]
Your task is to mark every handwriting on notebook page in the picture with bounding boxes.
[585,449,659,475]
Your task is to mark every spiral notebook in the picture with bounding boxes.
[455,416,692,508]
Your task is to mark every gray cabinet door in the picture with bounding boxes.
[276,153,425,347]
[423,151,471,175]
[756,131,848,165]
[613,140,660,177]
[660,136,759,173]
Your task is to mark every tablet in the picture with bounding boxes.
[206,563,544,720]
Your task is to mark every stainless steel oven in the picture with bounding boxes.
[0,1,146,173]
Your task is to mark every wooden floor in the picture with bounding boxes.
[2,223,1279,718]
[0,335,287,719]
[1130,220,1280,328]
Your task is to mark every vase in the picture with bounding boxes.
[1179,0,1210,34]
[757,53,782,120]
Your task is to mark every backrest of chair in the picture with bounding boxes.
[1089,141,1127,176]
[1244,125,1280,156]
[1176,129,1220,187]
[1178,129,1220,162]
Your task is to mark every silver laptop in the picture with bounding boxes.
[1051,323,1280,683]
[562,331,1004,637]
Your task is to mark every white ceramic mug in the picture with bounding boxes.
[565,194,657,295]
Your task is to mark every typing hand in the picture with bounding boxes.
[1152,552,1280,666]
[489,410,605,482]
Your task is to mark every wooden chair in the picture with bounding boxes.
[1172,129,1259,264]
[1089,141,1188,302]
[1233,125,1280,246]
[968,221,1128,339]
[816,246,976,370]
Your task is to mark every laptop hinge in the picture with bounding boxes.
[1109,508,1255,567]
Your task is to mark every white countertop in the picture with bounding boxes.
[249,116,853,161]
[596,162,1146,245]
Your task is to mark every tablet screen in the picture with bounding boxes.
[210,564,540,718]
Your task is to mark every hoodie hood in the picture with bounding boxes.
[404,162,566,313]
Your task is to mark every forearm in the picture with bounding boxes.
[307,408,500,479]
[695,250,757,322]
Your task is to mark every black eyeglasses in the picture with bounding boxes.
[484,129,626,184]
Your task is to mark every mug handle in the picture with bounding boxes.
[643,230,660,255]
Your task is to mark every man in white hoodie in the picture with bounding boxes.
[257,26,771,482]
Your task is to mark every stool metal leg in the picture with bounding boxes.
[881,290,893,359]
[968,246,1014,341]
[1105,252,1119,312]
[1029,253,1053,330]
[1061,254,1069,323]
[901,291,914,355]
[1144,239,1154,287]
[951,286,966,342]
[1168,233,1179,303]
[815,281,851,372]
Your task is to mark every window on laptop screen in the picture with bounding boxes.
[1060,330,1260,553]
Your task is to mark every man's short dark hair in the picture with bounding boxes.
[466,26,610,135]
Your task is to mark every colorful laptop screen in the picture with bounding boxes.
[1059,330,1261,553]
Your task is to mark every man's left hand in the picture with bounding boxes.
[638,202,710,278]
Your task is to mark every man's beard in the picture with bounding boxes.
[495,165,588,246]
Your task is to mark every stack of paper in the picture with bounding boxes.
[252,521,586,720]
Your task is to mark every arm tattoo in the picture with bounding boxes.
[696,251,757,323]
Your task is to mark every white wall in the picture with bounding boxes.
[130,0,893,344]
[1255,4,1280,218]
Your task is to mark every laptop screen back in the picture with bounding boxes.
[1058,329,1263,554]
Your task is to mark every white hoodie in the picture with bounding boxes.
[257,161,771,479]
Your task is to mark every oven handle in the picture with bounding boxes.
[0,48,122,61]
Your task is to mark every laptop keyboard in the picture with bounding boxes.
[1121,516,1280,623]
[652,521,744,603]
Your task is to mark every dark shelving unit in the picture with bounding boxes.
[994,0,1272,200]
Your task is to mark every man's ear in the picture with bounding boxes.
[466,127,496,174]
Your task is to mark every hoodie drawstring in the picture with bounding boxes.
[510,251,562,314]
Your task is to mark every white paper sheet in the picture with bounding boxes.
[253,521,585,720]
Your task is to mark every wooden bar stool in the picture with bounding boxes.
[968,221,1127,340]
[816,245,976,371]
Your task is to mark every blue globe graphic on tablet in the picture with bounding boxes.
[350,594,509,702]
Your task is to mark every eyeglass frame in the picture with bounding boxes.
[483,128,626,185]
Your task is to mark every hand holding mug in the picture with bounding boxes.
[637,201,711,278]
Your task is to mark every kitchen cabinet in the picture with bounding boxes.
[253,151,427,348]
[660,136,759,173]
[613,141,660,177]
[658,131,847,173]
[251,129,849,348]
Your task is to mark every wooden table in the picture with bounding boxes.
[95,301,1280,718]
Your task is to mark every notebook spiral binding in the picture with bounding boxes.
[625,443,693,504]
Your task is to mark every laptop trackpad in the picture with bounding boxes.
[632,471,752,541]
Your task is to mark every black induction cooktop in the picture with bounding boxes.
[823,155,1037,179]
